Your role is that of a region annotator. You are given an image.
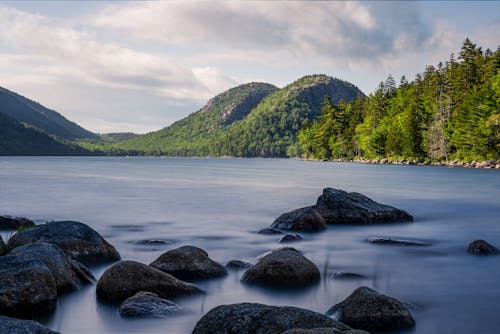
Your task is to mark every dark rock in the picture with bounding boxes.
[0,315,60,334]
[279,234,303,243]
[192,303,351,334]
[241,248,320,287]
[0,255,57,316]
[96,260,203,303]
[271,207,327,232]
[326,286,415,331]
[7,221,120,266]
[367,236,431,246]
[0,235,6,255]
[150,245,227,280]
[130,239,171,246]
[0,215,36,230]
[67,257,96,284]
[226,260,253,269]
[467,240,499,255]
[258,228,284,235]
[282,329,369,334]
[315,188,413,224]
[332,272,365,279]
[118,291,183,318]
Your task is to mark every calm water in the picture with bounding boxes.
[1,157,499,334]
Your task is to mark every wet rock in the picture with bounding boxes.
[0,235,6,255]
[7,221,120,266]
[282,329,369,334]
[67,257,96,284]
[130,239,171,246]
[192,303,351,334]
[118,291,183,318]
[96,260,203,303]
[0,255,57,316]
[150,245,227,280]
[258,228,284,235]
[332,272,365,279]
[367,236,431,246]
[467,240,499,255]
[315,188,413,224]
[226,259,253,269]
[279,234,303,243]
[326,286,415,332]
[242,248,320,287]
[0,215,36,230]
[0,315,60,334]
[271,207,327,232]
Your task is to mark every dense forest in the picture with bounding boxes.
[298,39,499,162]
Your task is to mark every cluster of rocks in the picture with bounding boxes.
[353,158,500,169]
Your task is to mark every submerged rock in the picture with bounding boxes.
[332,272,365,279]
[192,303,351,334]
[315,188,413,224]
[367,236,431,246]
[326,286,415,332]
[150,245,227,280]
[96,260,203,303]
[467,240,499,255]
[226,259,253,269]
[271,206,327,232]
[242,248,320,287]
[0,215,36,230]
[0,315,60,334]
[258,227,284,235]
[279,234,303,243]
[282,329,369,334]
[7,221,120,266]
[118,291,183,318]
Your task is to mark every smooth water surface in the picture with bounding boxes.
[1,157,499,334]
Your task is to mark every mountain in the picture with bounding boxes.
[0,87,98,140]
[0,112,93,155]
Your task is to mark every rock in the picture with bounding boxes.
[282,329,369,334]
[241,248,320,287]
[7,221,120,266]
[467,240,499,255]
[67,257,96,284]
[192,303,351,334]
[315,188,413,224]
[0,255,57,316]
[118,291,183,318]
[279,234,303,243]
[9,243,88,293]
[150,245,227,280]
[326,286,415,332]
[0,315,60,334]
[367,236,431,246]
[271,207,327,232]
[226,260,253,269]
[0,216,36,230]
[130,239,171,245]
[96,260,203,303]
[258,228,284,235]
[332,272,365,279]
[0,235,6,255]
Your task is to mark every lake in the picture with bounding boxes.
[1,157,499,334]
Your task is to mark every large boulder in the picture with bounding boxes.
[96,260,203,303]
[150,245,227,280]
[271,207,327,232]
[467,240,499,255]
[281,329,369,334]
[7,221,120,266]
[0,216,36,230]
[241,248,320,288]
[192,303,352,334]
[315,188,413,224]
[326,286,415,332]
[118,291,183,318]
[0,255,57,316]
[0,315,59,334]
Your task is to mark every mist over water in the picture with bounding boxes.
[1,157,499,334]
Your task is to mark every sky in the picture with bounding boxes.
[0,1,499,134]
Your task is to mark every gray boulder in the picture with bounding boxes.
[271,207,327,232]
[242,248,320,287]
[0,255,57,316]
[150,245,227,280]
[258,228,284,235]
[118,291,183,318]
[281,329,369,334]
[0,216,35,230]
[0,315,59,334]
[7,221,120,266]
[315,188,413,224]
[279,234,303,243]
[96,260,203,303]
[467,240,499,255]
[326,286,415,332]
[192,303,352,334]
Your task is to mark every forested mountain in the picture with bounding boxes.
[0,112,92,155]
[0,87,98,140]
[298,39,499,163]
